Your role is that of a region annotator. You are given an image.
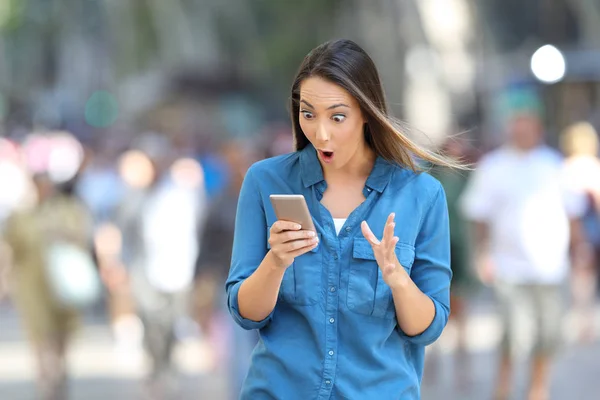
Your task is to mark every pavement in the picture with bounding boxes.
[421,339,600,400]
[1,289,599,400]
[0,302,229,400]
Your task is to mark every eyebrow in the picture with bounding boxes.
[300,99,350,110]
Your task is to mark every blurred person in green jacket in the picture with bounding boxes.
[429,136,476,388]
[3,173,93,400]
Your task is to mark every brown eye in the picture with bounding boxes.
[301,111,314,120]
[332,114,346,123]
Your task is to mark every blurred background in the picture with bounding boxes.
[0,1,599,399]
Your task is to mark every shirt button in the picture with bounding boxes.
[325,380,331,385]
[329,318,335,323]
[330,286,336,292]
[333,254,339,260]
[345,226,352,233]
[328,350,334,356]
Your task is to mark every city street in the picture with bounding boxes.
[0,302,228,400]
[1,291,599,400]
[2,1,600,400]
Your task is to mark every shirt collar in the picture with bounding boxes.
[299,143,395,193]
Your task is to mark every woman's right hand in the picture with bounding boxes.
[268,221,319,269]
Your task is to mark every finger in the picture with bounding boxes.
[272,220,302,233]
[385,212,395,225]
[287,242,319,258]
[389,236,399,258]
[281,229,316,243]
[285,237,319,252]
[361,221,380,246]
[383,217,395,246]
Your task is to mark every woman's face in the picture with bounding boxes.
[299,77,367,169]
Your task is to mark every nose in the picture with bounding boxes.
[316,123,330,142]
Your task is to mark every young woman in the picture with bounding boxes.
[226,39,458,399]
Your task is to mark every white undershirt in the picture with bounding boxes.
[333,218,347,235]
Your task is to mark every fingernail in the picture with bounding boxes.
[296,224,302,230]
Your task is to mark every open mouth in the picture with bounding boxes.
[318,150,334,163]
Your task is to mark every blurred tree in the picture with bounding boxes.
[211,0,341,96]
[1,0,592,143]
[565,0,600,48]
[0,0,346,129]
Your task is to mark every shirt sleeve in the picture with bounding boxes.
[397,184,452,346]
[225,166,273,330]
[459,158,496,222]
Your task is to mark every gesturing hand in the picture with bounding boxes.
[361,213,409,290]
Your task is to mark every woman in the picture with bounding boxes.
[226,39,459,399]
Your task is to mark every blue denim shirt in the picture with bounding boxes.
[226,144,451,399]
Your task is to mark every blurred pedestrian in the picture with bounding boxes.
[109,133,207,398]
[429,136,476,388]
[0,237,12,302]
[460,112,586,400]
[2,173,93,400]
[560,121,600,342]
[193,139,258,399]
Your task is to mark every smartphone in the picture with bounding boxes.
[269,194,316,233]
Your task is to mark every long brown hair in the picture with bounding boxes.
[289,39,465,171]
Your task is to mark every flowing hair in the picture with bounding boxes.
[289,39,467,171]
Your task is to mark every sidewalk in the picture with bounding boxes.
[0,301,228,400]
[422,340,600,400]
[1,294,599,400]
[422,288,600,400]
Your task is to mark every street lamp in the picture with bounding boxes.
[530,45,566,84]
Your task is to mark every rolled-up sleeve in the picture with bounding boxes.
[225,166,273,330]
[398,183,452,346]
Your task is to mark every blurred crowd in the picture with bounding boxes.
[0,122,294,400]
[1,101,599,400]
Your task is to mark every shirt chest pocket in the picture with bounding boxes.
[347,237,415,319]
[267,228,322,306]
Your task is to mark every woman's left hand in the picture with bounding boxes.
[361,213,409,290]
